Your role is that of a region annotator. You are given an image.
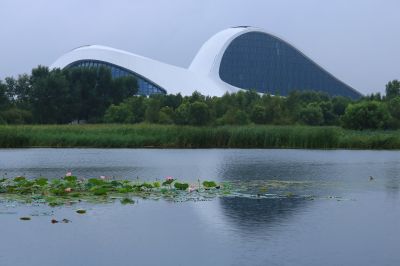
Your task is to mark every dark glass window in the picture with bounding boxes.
[219,32,361,99]
[66,60,166,96]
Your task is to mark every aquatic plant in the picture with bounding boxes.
[202,181,217,188]
[0,176,224,206]
[0,176,327,207]
[174,182,189,191]
[120,198,135,204]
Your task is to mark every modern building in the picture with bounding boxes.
[51,26,362,99]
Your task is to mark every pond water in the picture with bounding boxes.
[0,149,399,266]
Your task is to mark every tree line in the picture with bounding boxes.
[0,66,399,130]
[0,66,137,124]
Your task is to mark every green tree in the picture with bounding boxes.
[298,103,324,126]
[104,103,133,123]
[158,106,174,124]
[218,108,249,125]
[342,101,391,130]
[0,80,9,109]
[63,67,97,122]
[319,101,337,125]
[111,76,138,104]
[387,96,400,128]
[332,96,350,116]
[144,98,160,123]
[5,74,31,108]
[30,66,72,123]
[385,80,400,99]
[250,105,266,124]
[189,101,210,126]
[175,103,190,125]
[125,96,147,123]
[388,96,400,119]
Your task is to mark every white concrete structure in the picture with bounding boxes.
[51,27,247,96]
[52,26,361,98]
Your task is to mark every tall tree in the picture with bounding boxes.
[385,80,400,99]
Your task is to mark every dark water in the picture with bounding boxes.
[0,149,399,266]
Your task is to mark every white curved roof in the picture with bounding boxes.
[51,26,360,97]
[51,45,225,96]
[51,27,257,96]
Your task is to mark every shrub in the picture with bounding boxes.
[298,103,324,126]
[342,101,391,130]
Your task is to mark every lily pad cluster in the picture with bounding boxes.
[0,175,337,207]
[0,175,227,206]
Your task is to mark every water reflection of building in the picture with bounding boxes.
[218,197,309,235]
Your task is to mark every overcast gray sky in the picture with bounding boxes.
[1,0,399,94]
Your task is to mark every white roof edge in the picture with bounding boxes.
[51,45,232,97]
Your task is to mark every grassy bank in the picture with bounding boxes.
[0,124,399,149]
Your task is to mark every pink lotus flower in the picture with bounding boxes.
[100,176,106,180]
[65,187,72,193]
[188,184,197,193]
[165,176,174,181]
[65,171,72,177]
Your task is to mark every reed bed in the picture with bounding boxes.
[0,124,399,149]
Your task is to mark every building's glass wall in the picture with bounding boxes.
[219,32,361,99]
[67,60,166,96]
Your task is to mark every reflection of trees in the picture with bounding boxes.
[218,197,310,234]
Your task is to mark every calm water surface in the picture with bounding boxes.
[0,149,399,266]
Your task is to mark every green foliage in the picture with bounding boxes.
[104,104,134,123]
[1,64,400,133]
[158,106,174,124]
[174,182,189,190]
[218,109,249,125]
[0,108,32,124]
[162,178,175,186]
[117,186,134,193]
[35,178,48,186]
[87,178,105,187]
[145,98,161,123]
[141,182,154,189]
[342,101,391,130]
[0,65,139,124]
[298,103,324,126]
[90,187,108,196]
[64,175,77,182]
[174,103,190,125]
[14,176,26,183]
[0,176,224,206]
[0,124,400,149]
[189,101,210,126]
[385,80,400,100]
[251,105,266,124]
[203,181,217,188]
[0,80,11,110]
[120,198,135,204]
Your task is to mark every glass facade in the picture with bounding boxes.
[67,60,166,96]
[219,32,361,99]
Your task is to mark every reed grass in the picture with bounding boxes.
[0,124,399,149]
